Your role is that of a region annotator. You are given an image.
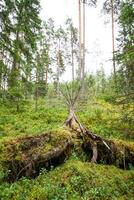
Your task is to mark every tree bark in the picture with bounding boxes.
[45,64,48,89]
[57,50,60,96]
[82,2,85,82]
[71,32,74,82]
[78,0,82,81]
[35,66,38,111]
[111,0,116,83]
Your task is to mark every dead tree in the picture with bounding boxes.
[60,83,110,163]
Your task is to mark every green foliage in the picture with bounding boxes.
[0,98,67,139]
[0,0,133,199]
[78,99,134,140]
[0,96,133,199]
[0,0,41,104]
[0,160,134,200]
[116,0,134,96]
[0,96,133,140]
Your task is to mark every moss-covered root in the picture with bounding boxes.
[1,129,134,183]
[83,139,134,169]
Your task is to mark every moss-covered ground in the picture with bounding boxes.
[0,98,134,200]
[0,159,134,200]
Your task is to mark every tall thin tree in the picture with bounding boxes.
[111,0,116,78]
[78,0,82,81]
[78,0,97,84]
[103,0,121,83]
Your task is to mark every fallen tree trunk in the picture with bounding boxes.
[1,131,73,182]
[0,129,134,183]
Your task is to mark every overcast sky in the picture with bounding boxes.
[40,0,117,79]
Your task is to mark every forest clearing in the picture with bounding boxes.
[0,0,134,199]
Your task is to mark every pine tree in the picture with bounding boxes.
[65,18,79,82]
[116,0,134,100]
[54,26,67,95]
[102,0,121,81]
[0,0,41,110]
[78,0,97,84]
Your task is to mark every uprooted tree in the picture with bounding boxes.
[1,81,134,182]
[59,82,134,169]
[60,81,111,163]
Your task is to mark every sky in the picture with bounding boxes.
[40,0,118,79]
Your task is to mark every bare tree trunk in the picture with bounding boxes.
[78,0,86,90]
[45,64,48,89]
[82,2,85,82]
[78,0,82,81]
[65,107,110,163]
[71,32,74,100]
[35,67,38,112]
[45,50,49,93]
[57,50,60,96]
[111,0,116,82]
[0,51,3,91]
[71,32,74,82]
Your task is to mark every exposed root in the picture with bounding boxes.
[1,128,134,183]
[65,108,134,169]
[65,108,110,162]
[83,139,134,169]
[91,142,98,163]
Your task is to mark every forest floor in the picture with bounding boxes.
[0,97,134,200]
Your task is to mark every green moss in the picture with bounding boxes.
[0,98,133,141]
[0,99,67,140]
[78,99,134,140]
[0,129,72,182]
[0,98,134,199]
[113,140,134,151]
[0,159,134,200]
[0,129,71,160]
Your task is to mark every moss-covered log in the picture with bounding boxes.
[0,129,72,182]
[0,129,134,182]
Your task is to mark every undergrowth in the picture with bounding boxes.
[0,97,134,200]
[0,159,134,200]
[0,98,133,141]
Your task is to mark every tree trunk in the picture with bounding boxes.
[71,32,74,82]
[78,0,82,81]
[35,67,38,112]
[82,2,85,82]
[111,0,116,83]
[65,108,111,162]
[10,29,20,88]
[45,64,48,90]
[57,50,60,96]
